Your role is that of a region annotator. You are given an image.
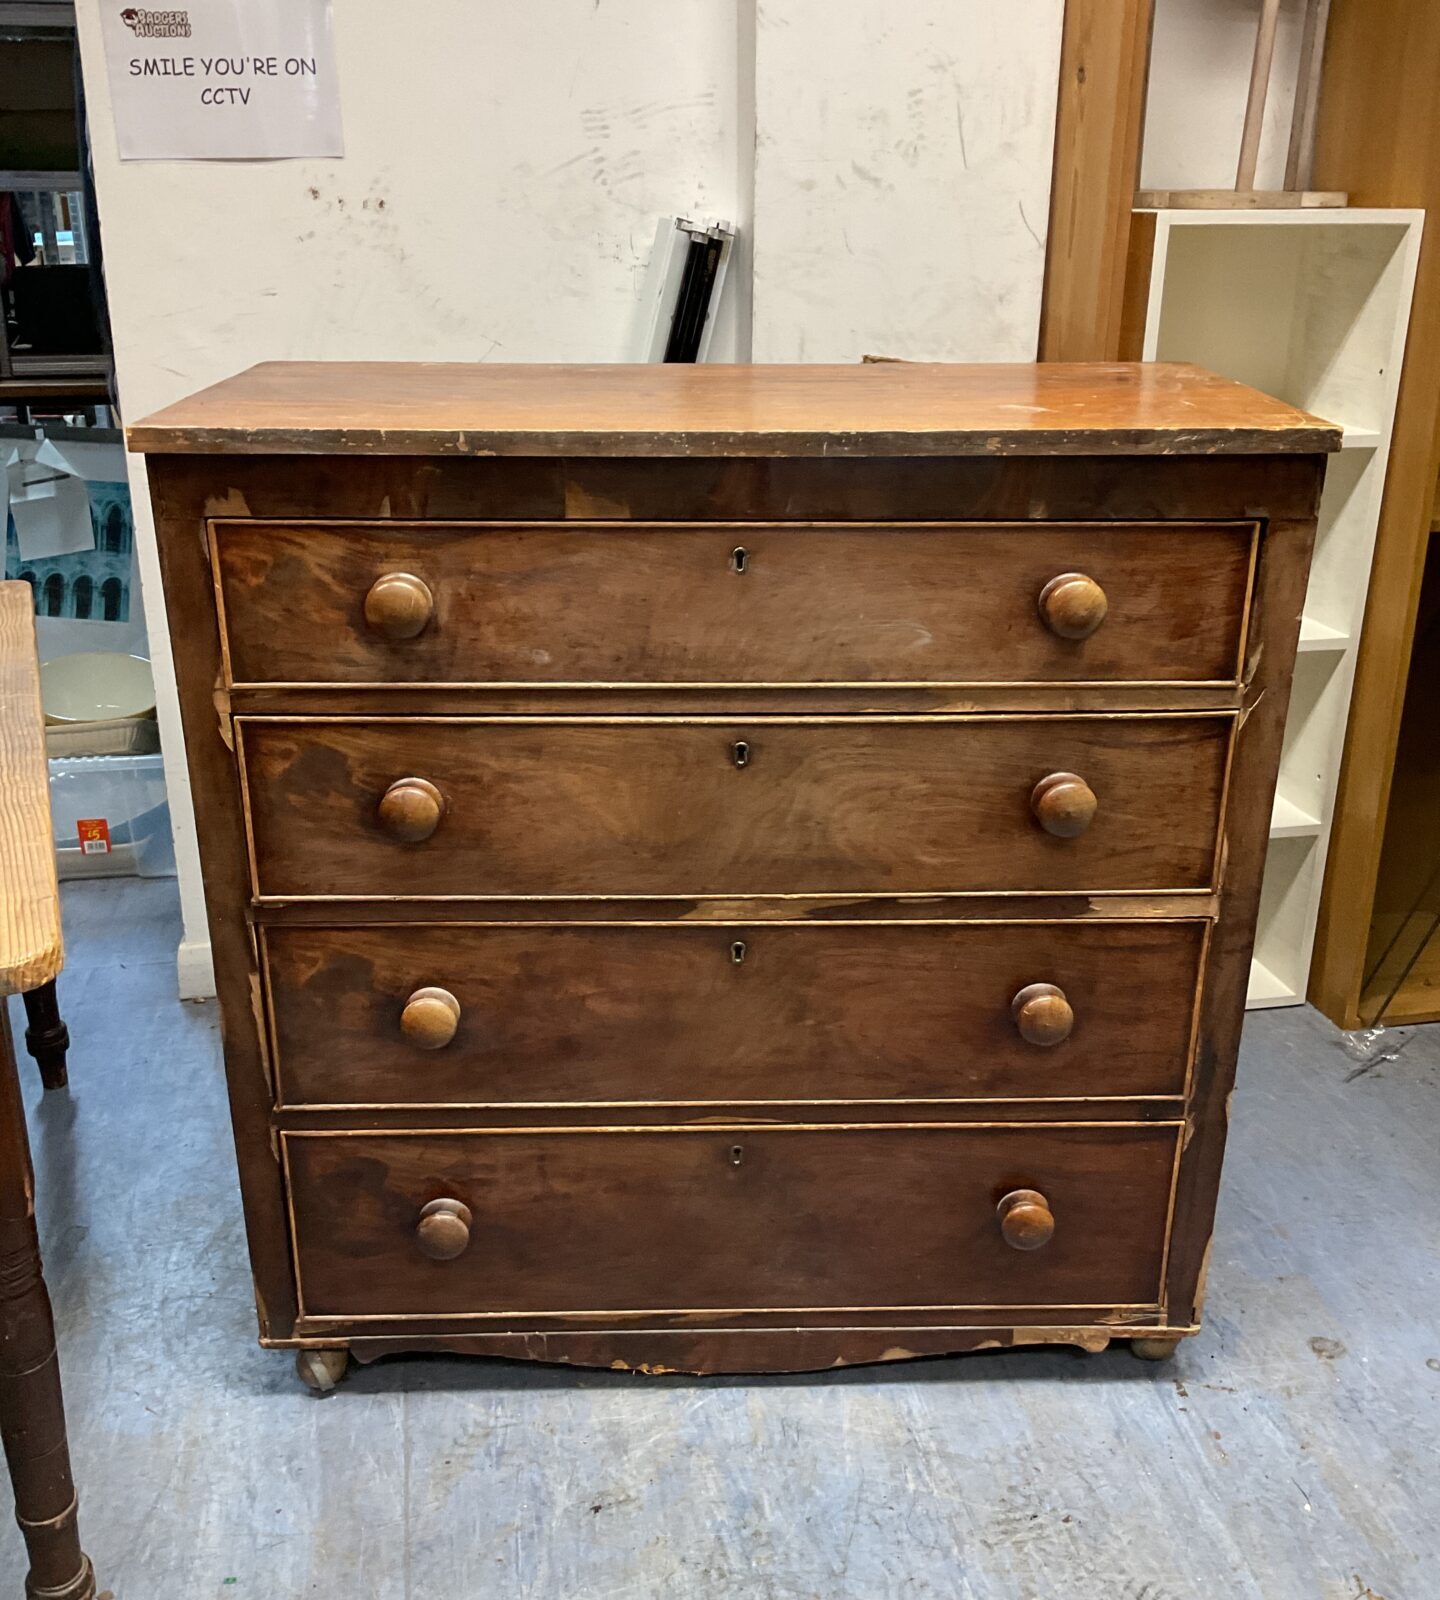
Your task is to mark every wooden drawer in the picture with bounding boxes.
[264,920,1205,1107]
[238,714,1232,899]
[284,1123,1181,1318]
[211,519,1256,687]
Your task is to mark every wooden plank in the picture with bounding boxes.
[0,583,62,998]
[1039,0,1155,362]
[1284,0,1332,191]
[1118,210,1158,363]
[1307,0,1440,1028]
[1134,189,1347,209]
[1236,0,1283,191]
[126,361,1338,459]
[248,892,1222,926]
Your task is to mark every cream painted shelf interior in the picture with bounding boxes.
[1131,209,1423,1009]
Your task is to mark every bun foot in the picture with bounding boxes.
[296,1348,350,1392]
[1130,1335,1183,1362]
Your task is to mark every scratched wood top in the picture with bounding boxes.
[0,584,62,995]
[127,361,1339,458]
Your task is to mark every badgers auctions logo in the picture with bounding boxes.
[121,7,192,36]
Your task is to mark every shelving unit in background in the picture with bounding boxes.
[1122,208,1422,1009]
[0,168,110,398]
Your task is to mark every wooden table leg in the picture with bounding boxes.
[21,984,69,1094]
[0,1008,95,1600]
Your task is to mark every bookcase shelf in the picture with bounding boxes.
[1125,208,1422,1009]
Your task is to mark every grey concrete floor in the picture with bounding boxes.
[2,877,1437,1600]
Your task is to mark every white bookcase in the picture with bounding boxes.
[1128,208,1423,1009]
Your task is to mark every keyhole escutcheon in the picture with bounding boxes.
[732,740,750,768]
[731,546,749,574]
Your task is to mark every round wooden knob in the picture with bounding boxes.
[997,1189,1055,1251]
[364,572,433,641]
[1030,771,1097,838]
[401,987,461,1050]
[416,1198,473,1261]
[377,777,445,843]
[1038,572,1108,640]
[1011,983,1074,1047]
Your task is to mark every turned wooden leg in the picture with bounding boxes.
[0,1009,96,1600]
[21,983,70,1094]
[296,1348,350,1393]
[1130,1335,1183,1362]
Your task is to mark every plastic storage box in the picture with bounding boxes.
[48,752,176,880]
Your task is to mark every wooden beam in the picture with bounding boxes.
[1308,0,1440,1027]
[1039,0,1156,362]
[1284,0,1332,190]
[1236,0,1283,191]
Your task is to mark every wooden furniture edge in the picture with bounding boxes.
[1307,0,1440,1027]
[126,422,1341,459]
[124,361,1340,458]
[146,476,300,1339]
[277,1324,1201,1374]
[1165,514,1318,1317]
[0,584,63,998]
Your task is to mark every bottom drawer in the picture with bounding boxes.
[285,1124,1180,1319]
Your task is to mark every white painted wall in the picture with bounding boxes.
[1143,0,1308,194]
[753,2,1063,362]
[70,0,1071,995]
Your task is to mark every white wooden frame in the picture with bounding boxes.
[1130,207,1423,1008]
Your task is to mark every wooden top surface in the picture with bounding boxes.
[0,584,62,996]
[127,361,1338,459]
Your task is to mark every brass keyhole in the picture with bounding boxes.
[732,740,750,768]
[731,546,749,574]
[729,1145,745,1167]
[730,940,747,965]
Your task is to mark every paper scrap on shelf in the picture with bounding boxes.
[34,438,128,483]
[11,473,96,559]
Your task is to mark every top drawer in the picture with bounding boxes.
[211,520,1256,688]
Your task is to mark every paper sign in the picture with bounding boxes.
[98,0,343,161]
[11,473,96,560]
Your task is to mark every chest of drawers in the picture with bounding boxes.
[132,361,1334,1379]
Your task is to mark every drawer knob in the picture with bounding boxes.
[1039,572,1108,639]
[1011,983,1074,1047]
[378,777,445,843]
[1030,771,1097,838]
[997,1188,1055,1251]
[401,986,461,1050]
[364,572,434,640]
[416,1198,473,1261]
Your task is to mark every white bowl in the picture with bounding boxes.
[40,653,156,726]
